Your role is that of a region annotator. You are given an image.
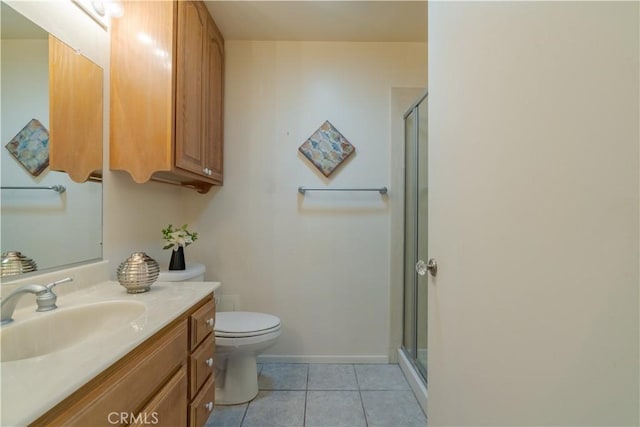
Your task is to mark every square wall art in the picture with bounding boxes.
[4,118,50,177]
[299,121,355,177]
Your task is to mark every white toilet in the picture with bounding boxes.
[214,311,281,404]
[156,263,281,405]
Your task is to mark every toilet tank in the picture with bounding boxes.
[157,263,205,282]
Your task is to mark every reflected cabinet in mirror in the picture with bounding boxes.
[0,1,103,278]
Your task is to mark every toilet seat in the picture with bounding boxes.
[215,312,281,338]
[216,325,281,338]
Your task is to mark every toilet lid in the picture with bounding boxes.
[215,312,281,337]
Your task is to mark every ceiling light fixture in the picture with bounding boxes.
[71,0,123,29]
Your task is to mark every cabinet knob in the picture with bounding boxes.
[206,318,214,327]
[206,402,213,412]
[206,357,214,367]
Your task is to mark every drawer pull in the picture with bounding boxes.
[206,318,214,328]
[206,357,214,367]
[205,402,213,412]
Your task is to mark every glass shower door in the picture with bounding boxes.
[403,108,418,362]
[403,92,428,380]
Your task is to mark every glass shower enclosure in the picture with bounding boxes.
[403,91,428,381]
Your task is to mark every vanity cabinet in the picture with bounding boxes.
[31,295,216,427]
[110,0,224,193]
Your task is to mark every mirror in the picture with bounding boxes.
[0,1,103,278]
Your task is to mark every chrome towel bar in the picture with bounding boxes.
[1,185,66,193]
[298,186,387,195]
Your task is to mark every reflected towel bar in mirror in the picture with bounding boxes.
[1,185,66,193]
[298,186,388,195]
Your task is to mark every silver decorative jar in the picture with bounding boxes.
[1,251,37,277]
[116,252,160,293]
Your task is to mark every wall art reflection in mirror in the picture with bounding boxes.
[4,118,49,176]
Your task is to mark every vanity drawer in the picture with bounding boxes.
[189,334,215,399]
[131,365,188,427]
[190,298,215,350]
[189,375,215,427]
[33,320,188,426]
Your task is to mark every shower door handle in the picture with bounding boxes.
[416,259,437,277]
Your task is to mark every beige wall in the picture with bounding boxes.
[428,1,639,425]
[187,40,427,361]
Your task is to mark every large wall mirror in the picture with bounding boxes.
[0,1,103,278]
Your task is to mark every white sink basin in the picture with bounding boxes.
[0,301,146,362]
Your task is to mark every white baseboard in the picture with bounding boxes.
[398,349,427,416]
[257,355,389,364]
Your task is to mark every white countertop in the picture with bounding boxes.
[0,280,221,426]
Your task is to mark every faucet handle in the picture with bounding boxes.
[45,277,73,292]
[36,278,72,312]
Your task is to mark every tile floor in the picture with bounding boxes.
[206,363,427,427]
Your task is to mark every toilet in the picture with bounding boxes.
[156,263,281,405]
[157,262,206,282]
[214,311,281,404]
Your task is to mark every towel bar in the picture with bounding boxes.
[0,185,66,193]
[298,186,387,195]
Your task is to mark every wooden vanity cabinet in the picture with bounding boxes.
[110,0,224,193]
[31,295,216,427]
[188,299,216,427]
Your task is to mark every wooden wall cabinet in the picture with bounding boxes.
[32,295,216,427]
[49,35,103,182]
[110,0,224,193]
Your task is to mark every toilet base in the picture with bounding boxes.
[215,355,259,405]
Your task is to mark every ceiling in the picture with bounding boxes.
[204,1,427,42]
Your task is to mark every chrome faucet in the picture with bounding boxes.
[0,277,73,325]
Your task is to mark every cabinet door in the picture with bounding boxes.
[175,0,207,177]
[109,0,175,183]
[131,366,188,427]
[204,15,224,183]
[49,35,103,182]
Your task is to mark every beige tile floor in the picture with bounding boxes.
[206,363,427,427]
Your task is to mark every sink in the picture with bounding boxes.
[0,301,146,362]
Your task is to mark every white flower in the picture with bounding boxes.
[162,224,198,250]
